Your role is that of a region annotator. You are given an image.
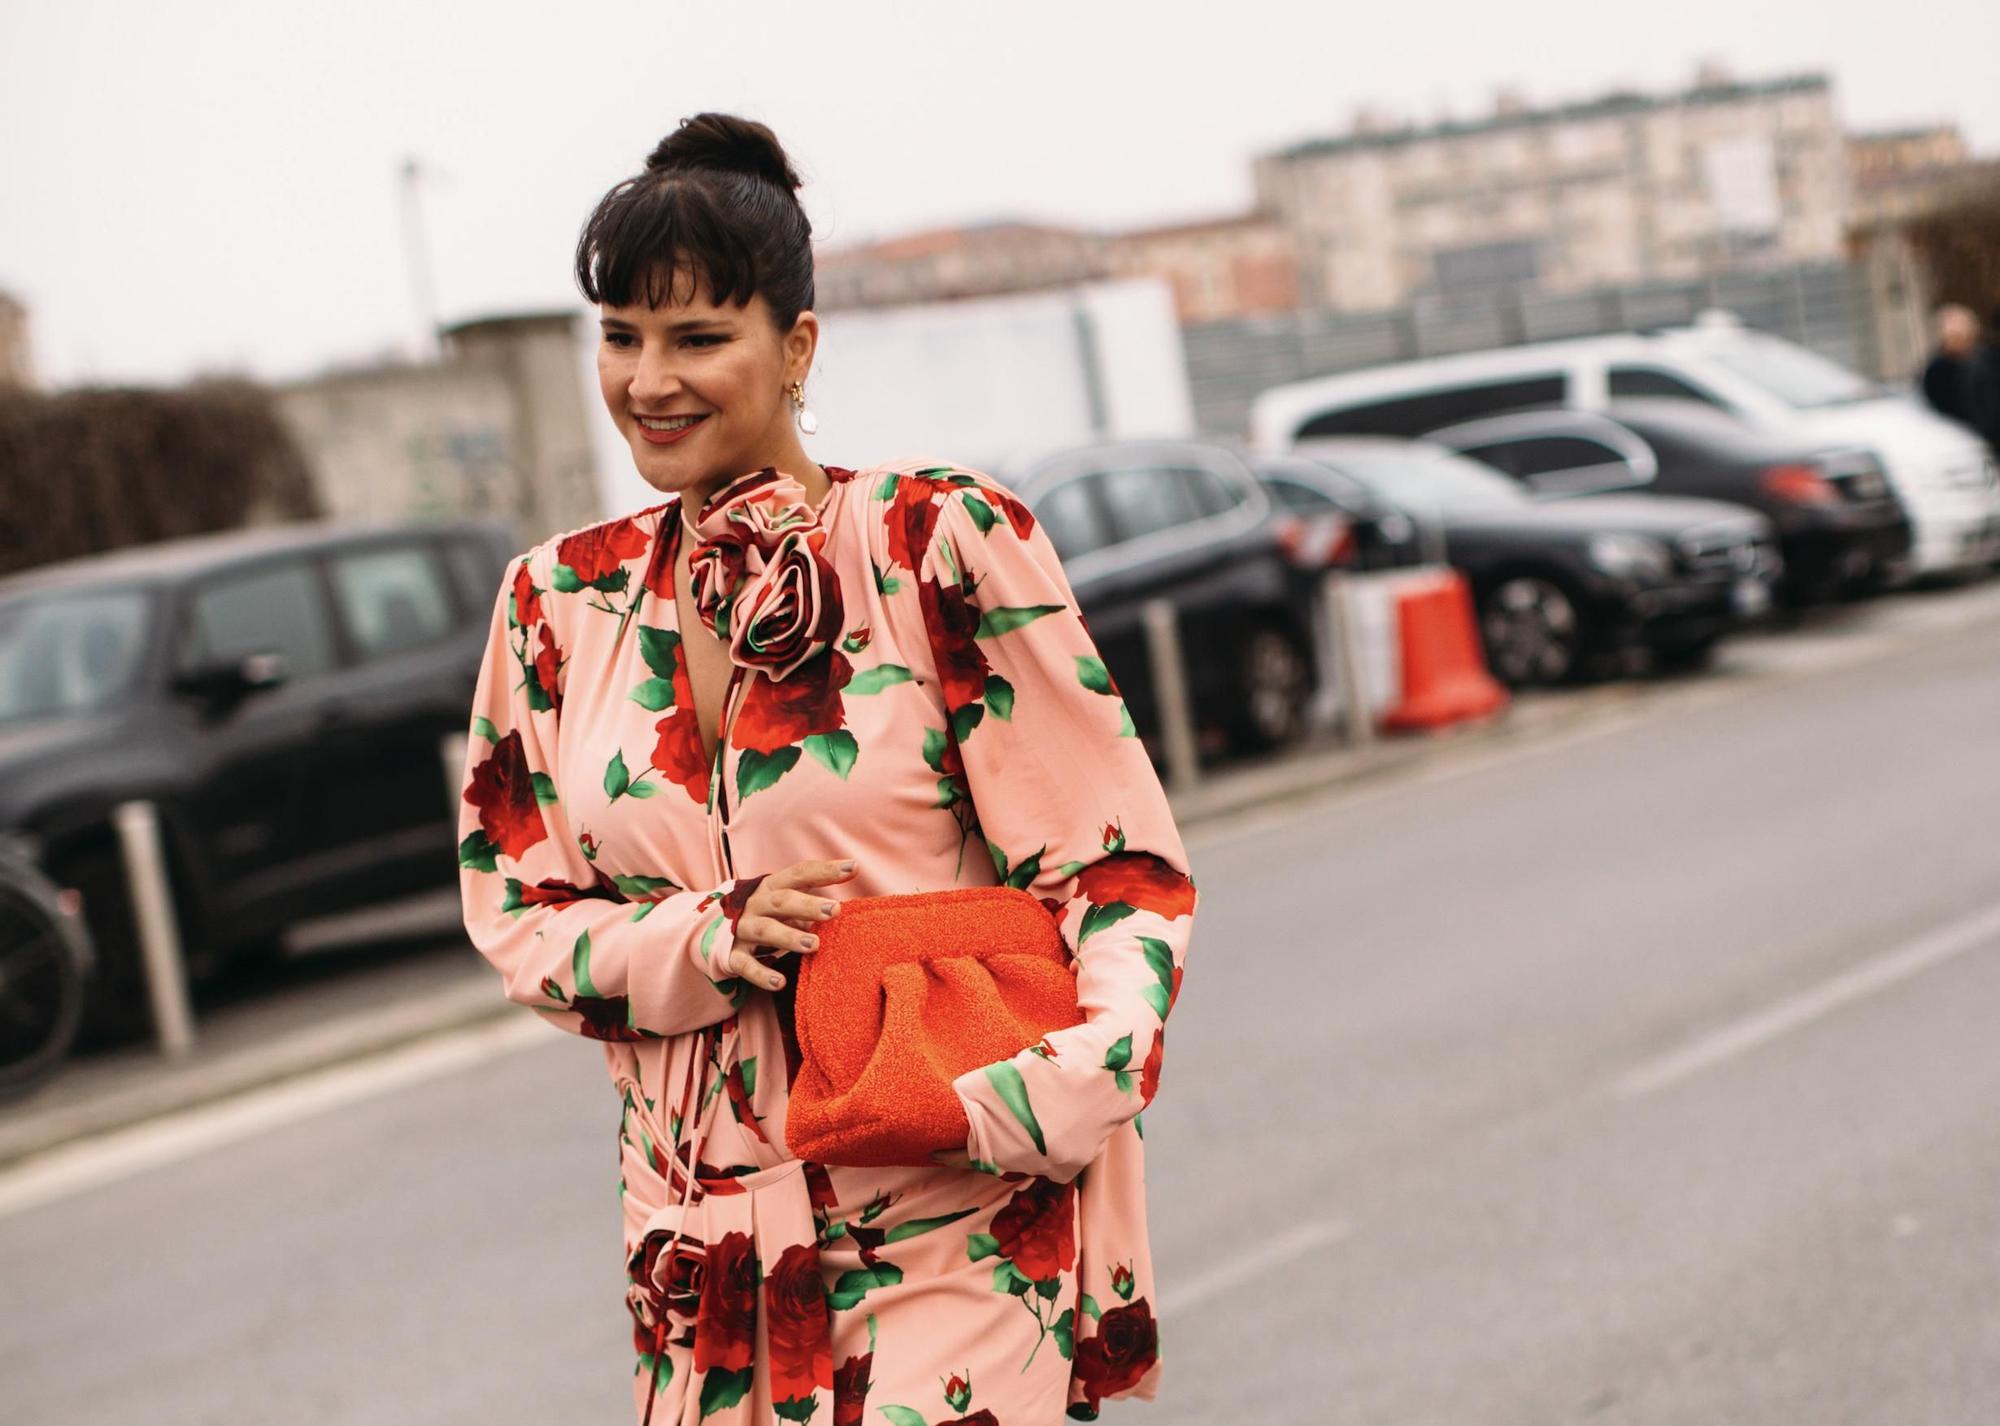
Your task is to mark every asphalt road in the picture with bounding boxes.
[3,591,1997,1425]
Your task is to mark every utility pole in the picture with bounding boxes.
[398,155,442,362]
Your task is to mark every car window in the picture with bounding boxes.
[1031,475,1115,560]
[444,536,509,617]
[1095,465,1206,543]
[1296,374,1568,440]
[1461,435,1626,479]
[1607,366,1725,405]
[179,562,335,678]
[1180,464,1242,518]
[0,587,154,725]
[1264,477,1338,513]
[329,545,457,658]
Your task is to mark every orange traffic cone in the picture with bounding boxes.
[1382,569,1508,732]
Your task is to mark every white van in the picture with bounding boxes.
[1248,316,2000,579]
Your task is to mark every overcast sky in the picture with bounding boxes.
[4,0,1995,389]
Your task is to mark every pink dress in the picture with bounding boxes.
[456,458,1198,1425]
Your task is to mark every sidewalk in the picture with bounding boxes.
[8,574,1996,1171]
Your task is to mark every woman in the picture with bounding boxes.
[456,113,1197,1426]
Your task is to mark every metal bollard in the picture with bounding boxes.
[1141,598,1201,793]
[1317,571,1375,748]
[111,800,196,1057]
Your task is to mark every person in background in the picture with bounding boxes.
[1966,307,2000,461]
[1919,303,1979,427]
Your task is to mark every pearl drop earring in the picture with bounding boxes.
[787,379,817,436]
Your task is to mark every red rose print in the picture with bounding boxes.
[640,513,680,600]
[916,571,991,713]
[1140,1027,1165,1104]
[515,876,614,910]
[944,1371,972,1412]
[531,624,562,712]
[692,1230,758,1374]
[650,708,711,804]
[556,517,649,586]
[763,1243,833,1404]
[884,471,958,571]
[570,993,641,1041]
[729,650,854,755]
[718,874,767,937]
[1074,852,1196,919]
[831,1347,873,1426]
[463,730,547,860]
[1072,1298,1158,1411]
[939,1414,999,1426]
[988,1177,1077,1283]
[510,559,541,627]
[1109,1262,1135,1299]
[688,528,752,631]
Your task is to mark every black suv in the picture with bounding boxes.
[0,517,518,1044]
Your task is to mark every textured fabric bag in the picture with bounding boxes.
[785,884,1083,1166]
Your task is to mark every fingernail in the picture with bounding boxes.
[820,902,837,916]
[802,934,819,948]
[839,861,856,873]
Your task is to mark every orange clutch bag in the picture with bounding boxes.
[785,885,1083,1167]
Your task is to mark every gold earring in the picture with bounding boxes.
[788,380,817,436]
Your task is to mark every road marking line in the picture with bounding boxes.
[0,1013,549,1220]
[1157,1217,1350,1318]
[1608,900,2000,1102]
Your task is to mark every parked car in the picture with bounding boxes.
[1248,316,2000,582]
[1423,400,1914,604]
[1280,439,1782,683]
[990,437,1337,756]
[0,517,518,1045]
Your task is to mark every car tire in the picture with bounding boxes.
[1224,620,1314,755]
[1477,574,1595,687]
[1651,636,1721,674]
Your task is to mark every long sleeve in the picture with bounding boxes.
[910,469,1198,1182]
[456,543,759,1041]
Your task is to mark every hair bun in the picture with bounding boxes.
[645,112,802,192]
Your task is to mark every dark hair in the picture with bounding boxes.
[573,113,814,331]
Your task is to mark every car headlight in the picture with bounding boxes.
[1587,533,1674,578]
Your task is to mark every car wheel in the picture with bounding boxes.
[1651,636,1721,674]
[1226,622,1314,754]
[1478,575,1588,686]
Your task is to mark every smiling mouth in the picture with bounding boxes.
[636,414,708,431]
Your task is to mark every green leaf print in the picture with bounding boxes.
[883,1207,978,1244]
[698,1366,752,1417]
[457,831,498,873]
[873,471,902,501]
[983,673,1014,721]
[1103,1034,1133,1070]
[551,563,585,594]
[948,702,985,745]
[1054,1308,1077,1360]
[993,1260,1033,1296]
[804,729,860,779]
[1081,1293,1102,1321]
[626,777,658,799]
[965,1232,1001,1262]
[613,873,680,899]
[827,1262,904,1311]
[1117,702,1137,737]
[975,603,1064,640]
[1004,846,1045,892]
[530,772,558,806]
[628,677,674,712]
[635,1350,674,1394]
[603,750,631,800]
[1140,936,1175,1021]
[878,1409,927,1426]
[922,725,952,773]
[961,493,998,534]
[470,716,500,743]
[982,1061,1048,1155]
[1075,655,1115,694]
[522,675,553,714]
[637,625,682,681]
[771,1399,817,1423]
[572,930,599,998]
[736,745,801,800]
[846,663,914,695]
[1078,901,1136,945]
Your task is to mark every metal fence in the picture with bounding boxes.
[1183,261,1883,439]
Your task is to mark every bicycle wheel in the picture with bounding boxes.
[0,860,93,1100]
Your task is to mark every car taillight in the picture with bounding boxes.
[1759,464,1841,506]
[1274,513,1355,569]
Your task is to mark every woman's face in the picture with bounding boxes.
[596,261,817,504]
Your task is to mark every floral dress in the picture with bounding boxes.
[456,458,1198,1425]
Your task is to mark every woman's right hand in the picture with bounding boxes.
[722,858,860,990]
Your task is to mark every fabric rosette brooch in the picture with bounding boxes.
[687,467,844,683]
